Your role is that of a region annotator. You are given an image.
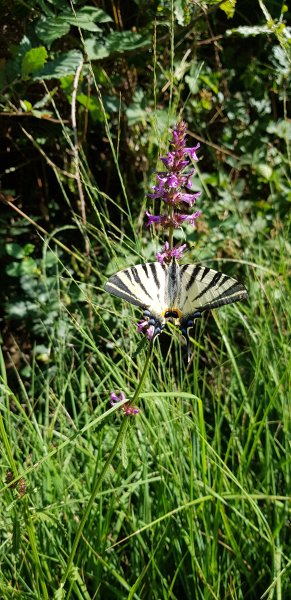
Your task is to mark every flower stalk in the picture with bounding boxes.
[60,343,153,592]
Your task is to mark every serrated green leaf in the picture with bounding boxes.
[84,37,110,60]
[65,5,112,23]
[35,16,70,46]
[64,6,112,31]
[21,47,48,77]
[85,30,150,60]
[33,50,83,80]
[107,31,150,52]
[36,7,111,46]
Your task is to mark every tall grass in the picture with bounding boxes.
[0,195,290,599]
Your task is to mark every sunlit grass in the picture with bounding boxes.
[0,206,290,599]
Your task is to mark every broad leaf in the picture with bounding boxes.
[85,31,150,61]
[63,6,112,30]
[33,51,84,80]
[84,37,110,60]
[6,243,25,258]
[21,47,48,77]
[35,16,70,46]
[107,31,150,52]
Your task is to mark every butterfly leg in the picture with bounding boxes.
[143,310,165,340]
[180,312,202,362]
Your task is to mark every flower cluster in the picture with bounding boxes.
[137,121,202,339]
[146,120,201,264]
[110,391,140,416]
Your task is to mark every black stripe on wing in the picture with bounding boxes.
[197,281,248,311]
[149,263,161,289]
[185,265,202,291]
[193,271,224,301]
[131,266,153,299]
[105,271,153,309]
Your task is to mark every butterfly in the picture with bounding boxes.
[105,258,248,357]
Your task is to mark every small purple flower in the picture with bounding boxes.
[146,210,201,229]
[110,391,126,405]
[184,143,200,162]
[156,242,187,265]
[123,405,140,415]
[137,318,155,340]
[110,391,140,415]
[179,191,201,207]
[177,211,202,226]
[160,152,175,168]
[145,211,168,227]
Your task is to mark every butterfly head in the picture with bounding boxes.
[162,307,183,321]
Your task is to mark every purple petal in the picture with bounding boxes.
[184,143,200,161]
[146,325,155,340]
[179,191,201,206]
[110,391,126,405]
[166,174,180,188]
[156,241,187,264]
[160,152,175,169]
[145,211,163,226]
[137,319,149,333]
[181,211,202,225]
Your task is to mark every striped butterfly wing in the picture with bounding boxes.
[178,264,248,317]
[105,262,167,318]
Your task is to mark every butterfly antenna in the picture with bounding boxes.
[187,338,191,363]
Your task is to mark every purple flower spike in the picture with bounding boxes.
[147,120,201,232]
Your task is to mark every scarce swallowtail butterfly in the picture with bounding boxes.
[105,258,248,357]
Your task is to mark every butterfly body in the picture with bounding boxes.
[105,258,248,350]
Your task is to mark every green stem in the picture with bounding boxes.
[168,205,175,251]
[60,343,153,593]
[24,504,49,600]
[131,342,153,404]
[168,225,174,251]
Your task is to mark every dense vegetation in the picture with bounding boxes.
[0,1,290,599]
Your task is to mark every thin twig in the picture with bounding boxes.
[20,126,77,179]
[0,111,70,124]
[71,58,93,322]
[71,57,86,226]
